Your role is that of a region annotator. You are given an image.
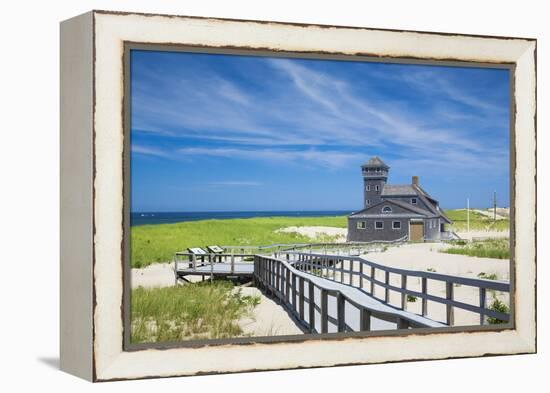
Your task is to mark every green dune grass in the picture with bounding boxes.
[131,216,347,268]
[444,209,510,232]
[131,281,260,343]
[441,238,510,259]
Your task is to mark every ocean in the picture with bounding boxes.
[130,210,352,226]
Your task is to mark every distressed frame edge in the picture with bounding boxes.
[89,11,536,381]
[122,42,517,352]
[59,10,95,381]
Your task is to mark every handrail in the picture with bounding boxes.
[253,255,443,334]
[281,251,510,326]
[174,252,255,280]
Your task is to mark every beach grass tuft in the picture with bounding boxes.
[441,238,509,259]
[131,281,261,343]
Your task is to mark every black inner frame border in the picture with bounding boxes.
[121,41,516,352]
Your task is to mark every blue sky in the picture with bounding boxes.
[130,50,510,212]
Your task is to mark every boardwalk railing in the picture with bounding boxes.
[214,239,407,257]
[253,255,439,333]
[174,252,255,281]
[279,251,510,326]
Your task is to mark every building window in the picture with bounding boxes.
[366,199,371,205]
[382,206,392,213]
[392,221,401,229]
[375,221,383,230]
[411,198,417,204]
[375,185,380,191]
[357,221,367,230]
[366,185,371,191]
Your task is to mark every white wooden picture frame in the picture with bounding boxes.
[60,10,536,382]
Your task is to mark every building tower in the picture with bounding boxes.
[361,156,389,207]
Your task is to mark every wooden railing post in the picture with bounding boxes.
[360,308,371,331]
[292,274,297,308]
[446,282,454,326]
[479,287,486,325]
[397,317,410,330]
[421,277,428,316]
[230,254,235,274]
[299,277,305,320]
[275,262,281,295]
[384,271,390,303]
[337,293,346,332]
[370,267,375,295]
[321,289,328,334]
[401,274,407,310]
[309,282,315,333]
[285,267,290,304]
[359,262,364,289]
[340,258,344,283]
[349,260,353,285]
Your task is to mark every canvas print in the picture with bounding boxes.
[128,49,511,345]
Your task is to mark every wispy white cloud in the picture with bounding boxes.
[177,146,365,169]
[131,56,508,174]
[131,145,171,158]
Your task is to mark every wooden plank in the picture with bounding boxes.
[446,282,454,326]
[309,282,315,333]
[479,287,486,325]
[421,277,428,317]
[360,308,371,331]
[397,317,410,330]
[371,267,375,295]
[337,293,346,332]
[384,271,390,303]
[401,274,407,310]
[321,289,328,333]
[292,274,297,309]
[359,262,364,289]
[299,277,305,320]
[285,267,290,303]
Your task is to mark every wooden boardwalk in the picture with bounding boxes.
[174,247,510,333]
[176,262,254,278]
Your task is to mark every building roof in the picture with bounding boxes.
[361,156,389,169]
[381,184,417,196]
[348,199,436,219]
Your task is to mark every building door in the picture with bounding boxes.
[410,221,424,241]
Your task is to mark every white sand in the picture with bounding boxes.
[358,242,510,326]
[276,226,347,242]
[132,263,204,288]
[237,287,303,337]
[131,264,303,336]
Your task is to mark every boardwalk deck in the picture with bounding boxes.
[285,269,444,332]
[174,247,510,333]
[176,262,254,277]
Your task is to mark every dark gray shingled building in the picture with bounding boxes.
[347,157,452,242]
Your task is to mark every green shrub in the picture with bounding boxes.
[478,272,498,280]
[487,298,510,324]
[407,295,417,302]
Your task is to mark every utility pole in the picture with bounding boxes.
[493,190,497,222]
